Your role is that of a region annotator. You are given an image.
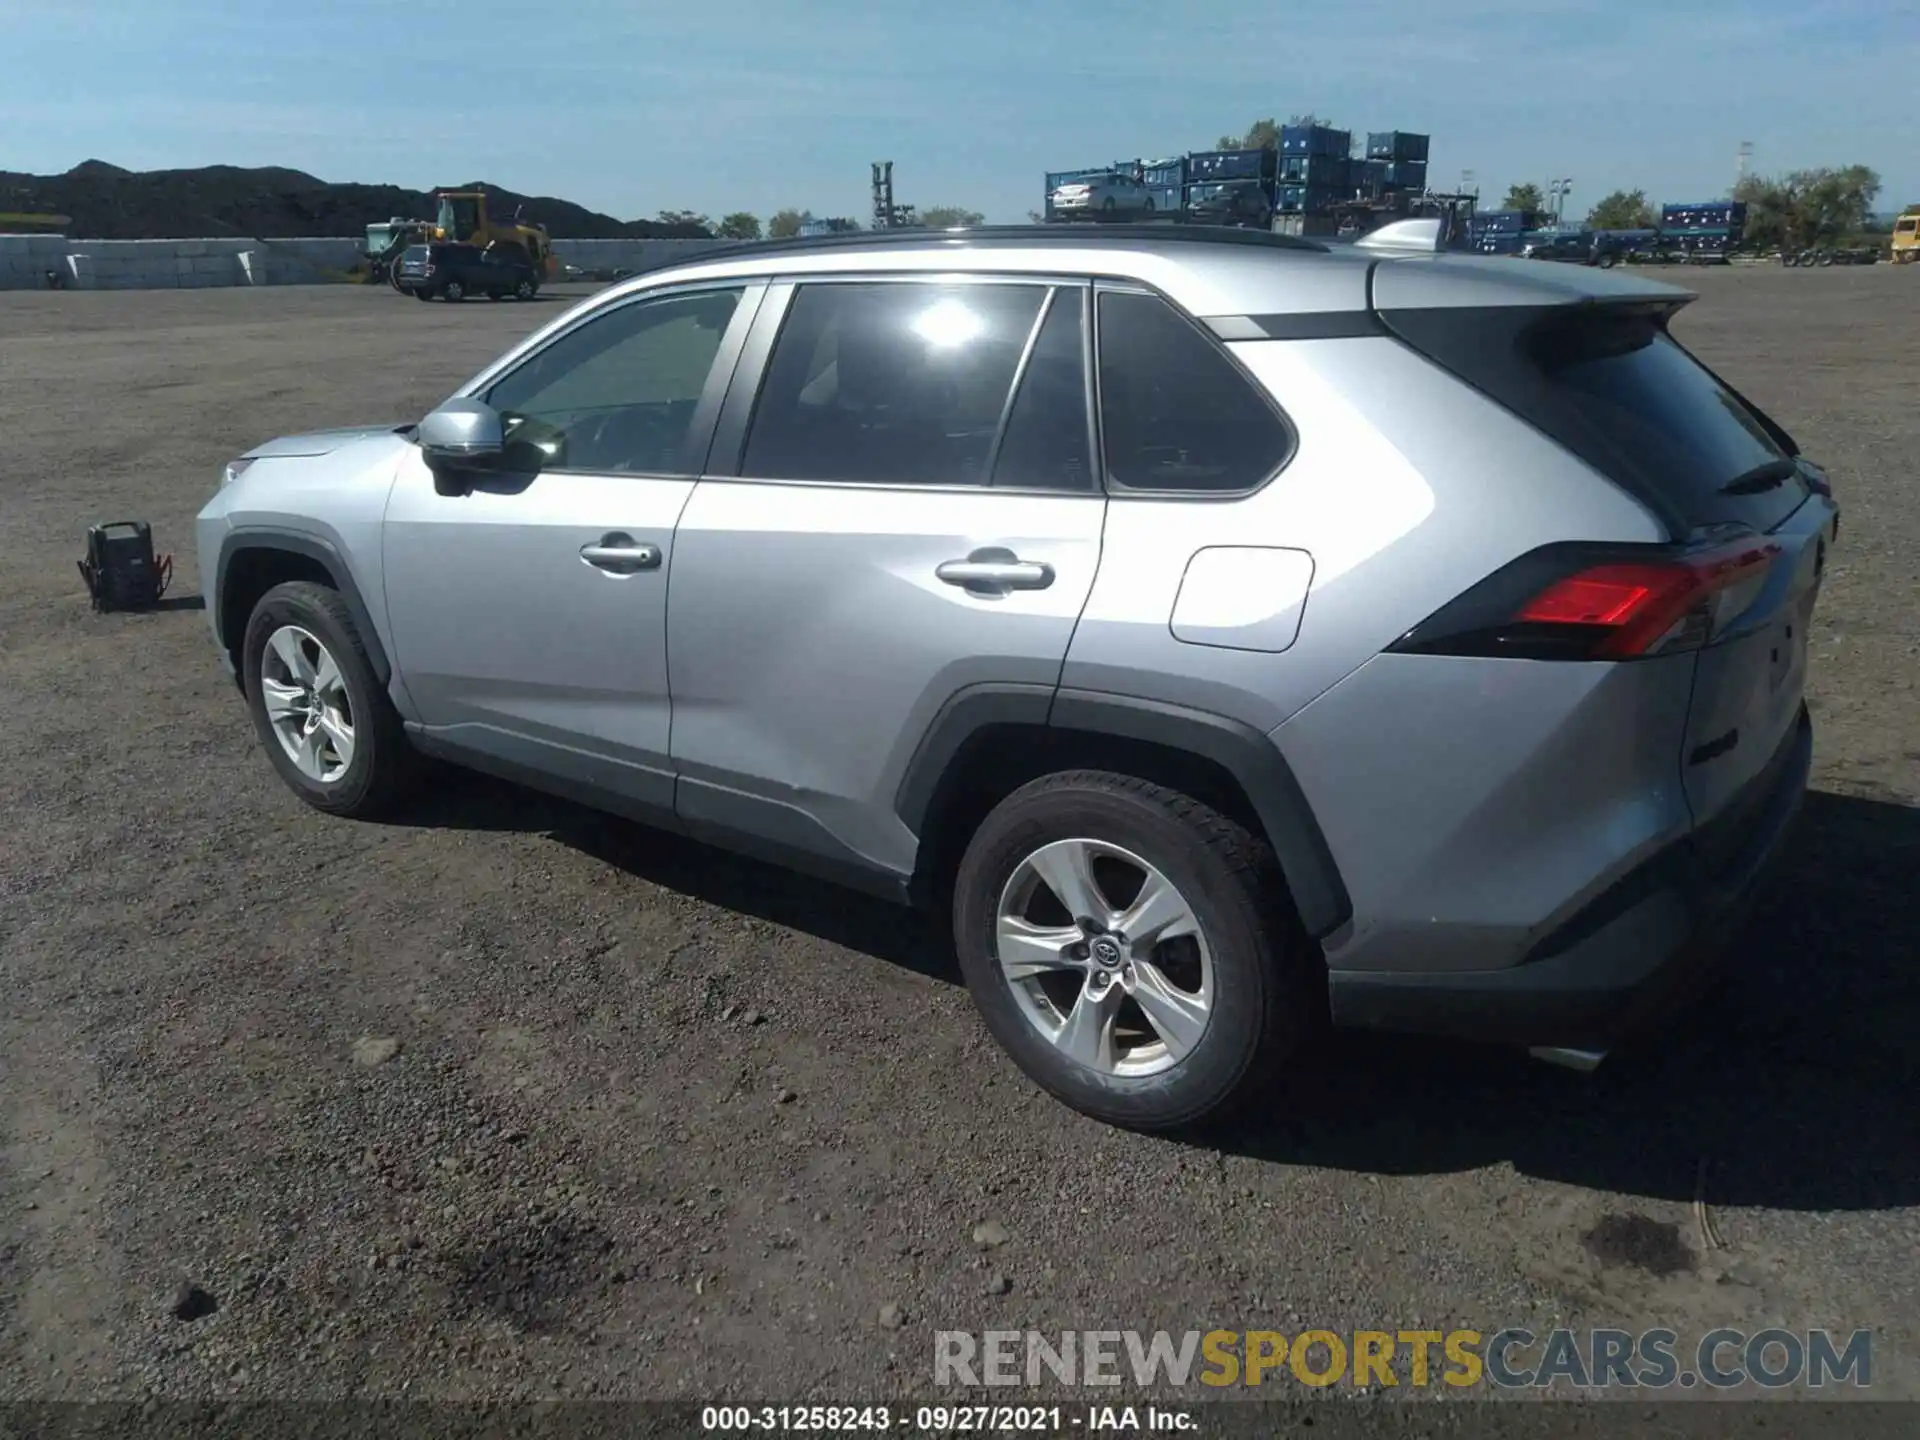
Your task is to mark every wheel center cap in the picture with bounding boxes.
[1090,936,1123,969]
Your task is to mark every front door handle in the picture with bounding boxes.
[936,548,1055,595]
[580,534,661,573]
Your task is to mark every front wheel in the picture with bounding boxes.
[951,771,1312,1132]
[410,288,430,301]
[242,582,416,817]
[443,279,466,301]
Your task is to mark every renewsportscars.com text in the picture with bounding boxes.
[935,1327,1873,1390]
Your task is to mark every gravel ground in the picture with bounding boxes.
[2,268,1916,1410]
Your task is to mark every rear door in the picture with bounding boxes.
[665,275,1105,881]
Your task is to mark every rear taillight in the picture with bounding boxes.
[1391,538,1781,662]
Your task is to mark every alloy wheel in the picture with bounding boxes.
[994,838,1213,1077]
[258,624,356,783]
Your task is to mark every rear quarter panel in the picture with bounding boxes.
[1061,334,1668,734]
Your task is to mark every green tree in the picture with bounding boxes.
[1501,182,1546,213]
[1586,188,1655,230]
[919,205,985,229]
[767,208,806,239]
[1214,116,1328,150]
[655,208,710,232]
[715,212,762,240]
[1735,165,1882,248]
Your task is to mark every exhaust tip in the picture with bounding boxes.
[1528,1045,1608,1074]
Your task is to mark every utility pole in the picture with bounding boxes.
[871,162,895,230]
[1735,141,1753,195]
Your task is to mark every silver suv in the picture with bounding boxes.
[198,224,1836,1131]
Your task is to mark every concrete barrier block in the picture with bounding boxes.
[175,241,208,258]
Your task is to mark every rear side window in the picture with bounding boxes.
[990,289,1093,491]
[1382,303,1810,534]
[1095,290,1292,493]
[743,281,1047,486]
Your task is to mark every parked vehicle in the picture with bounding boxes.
[198,225,1836,1132]
[1048,172,1156,219]
[1892,207,1920,265]
[394,242,541,302]
[1518,232,1628,268]
[1183,180,1274,230]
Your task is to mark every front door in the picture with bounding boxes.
[667,277,1106,882]
[381,280,760,819]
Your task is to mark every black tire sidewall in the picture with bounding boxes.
[953,781,1288,1129]
[444,281,464,300]
[242,585,387,815]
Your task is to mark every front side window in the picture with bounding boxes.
[483,286,745,474]
[741,281,1048,486]
[1096,290,1293,493]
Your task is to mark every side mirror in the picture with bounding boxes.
[417,398,504,495]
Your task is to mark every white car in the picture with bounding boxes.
[1049,172,1155,219]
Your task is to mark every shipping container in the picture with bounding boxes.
[1143,157,1187,188]
[1473,208,1541,234]
[1280,124,1351,157]
[1187,148,1277,181]
[1276,183,1341,214]
[1366,131,1431,162]
[1148,186,1182,215]
[1384,160,1428,191]
[1280,154,1352,186]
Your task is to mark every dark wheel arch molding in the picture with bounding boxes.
[895,684,1352,940]
[214,528,392,686]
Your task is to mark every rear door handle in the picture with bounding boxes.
[936,549,1055,595]
[580,534,661,573]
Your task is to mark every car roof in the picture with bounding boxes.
[609,225,1693,322]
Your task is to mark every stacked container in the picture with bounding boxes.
[1186,149,1277,182]
[1659,200,1747,258]
[1281,124,1351,157]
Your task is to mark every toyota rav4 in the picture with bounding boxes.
[198,223,1836,1131]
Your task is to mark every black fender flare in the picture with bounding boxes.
[895,684,1352,939]
[214,528,392,685]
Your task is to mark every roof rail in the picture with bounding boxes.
[679,223,1331,265]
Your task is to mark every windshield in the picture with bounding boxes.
[436,196,482,237]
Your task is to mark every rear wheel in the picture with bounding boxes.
[514,277,536,300]
[951,771,1312,1132]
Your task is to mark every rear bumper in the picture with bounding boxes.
[1327,704,1812,1048]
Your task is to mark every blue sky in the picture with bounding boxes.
[5,0,1911,226]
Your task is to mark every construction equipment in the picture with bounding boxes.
[1892,206,1920,265]
[364,189,556,288]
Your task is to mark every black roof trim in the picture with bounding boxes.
[1214,310,1385,341]
[679,224,1332,266]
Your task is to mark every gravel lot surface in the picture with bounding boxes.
[2,268,1916,1409]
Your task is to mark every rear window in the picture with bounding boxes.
[1381,303,1809,534]
[402,245,430,261]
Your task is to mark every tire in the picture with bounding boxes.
[241,581,416,818]
[515,278,536,300]
[951,770,1312,1132]
[1144,198,1156,214]
[1596,252,1617,269]
[488,290,505,301]
[443,279,466,301]
[411,288,430,301]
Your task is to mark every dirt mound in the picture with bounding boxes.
[0,162,711,240]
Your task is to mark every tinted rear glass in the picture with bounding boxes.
[1382,303,1809,534]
